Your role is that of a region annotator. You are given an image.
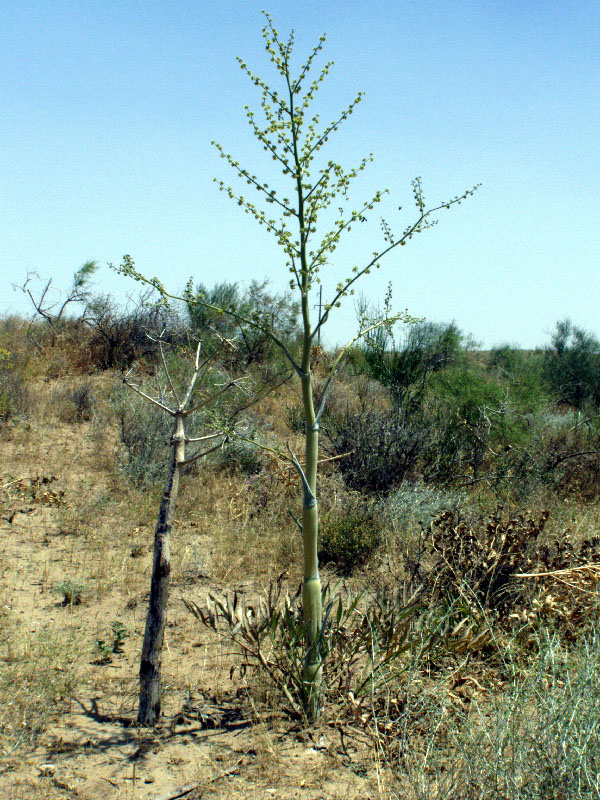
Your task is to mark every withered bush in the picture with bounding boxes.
[531,413,600,499]
[412,508,600,633]
[56,381,95,423]
[0,363,29,423]
[424,509,551,612]
[0,322,31,423]
[85,295,183,370]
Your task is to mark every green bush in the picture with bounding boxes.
[524,409,600,499]
[318,501,383,574]
[220,434,265,476]
[360,316,464,414]
[543,319,600,409]
[53,579,89,606]
[187,279,299,367]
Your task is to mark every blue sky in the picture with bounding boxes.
[1,0,599,348]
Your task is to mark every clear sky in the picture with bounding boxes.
[1,0,599,349]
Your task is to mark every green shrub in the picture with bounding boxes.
[524,409,600,499]
[284,402,305,434]
[187,279,299,367]
[543,319,600,409]
[94,621,130,664]
[360,316,464,413]
[220,434,265,476]
[318,501,383,574]
[53,579,89,606]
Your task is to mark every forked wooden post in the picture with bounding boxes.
[125,341,232,726]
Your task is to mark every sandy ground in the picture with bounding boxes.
[0,400,383,800]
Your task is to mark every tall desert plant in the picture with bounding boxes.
[116,13,477,720]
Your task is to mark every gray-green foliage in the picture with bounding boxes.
[396,627,600,799]
[385,480,467,532]
[53,579,89,606]
[220,424,265,475]
[111,351,228,488]
[112,383,172,488]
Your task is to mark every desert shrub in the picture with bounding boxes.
[360,315,464,414]
[53,579,90,606]
[112,385,173,488]
[322,402,427,492]
[339,316,548,492]
[0,348,29,424]
[185,576,458,717]
[284,402,305,434]
[85,293,183,370]
[220,434,265,476]
[487,342,526,376]
[56,381,95,423]
[113,356,233,487]
[385,480,467,532]
[487,344,549,409]
[392,627,600,800]
[94,620,130,664]
[424,365,533,482]
[543,319,600,409]
[318,501,383,574]
[423,508,552,613]
[520,409,600,499]
[408,506,600,635]
[323,364,535,494]
[187,279,299,367]
[0,322,34,423]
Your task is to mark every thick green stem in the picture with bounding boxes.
[300,306,323,719]
[302,498,322,718]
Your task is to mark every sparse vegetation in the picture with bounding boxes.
[5,298,600,796]
[53,579,89,607]
[3,14,600,800]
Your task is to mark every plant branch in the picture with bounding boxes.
[123,371,175,415]
[181,438,227,467]
[286,443,316,507]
